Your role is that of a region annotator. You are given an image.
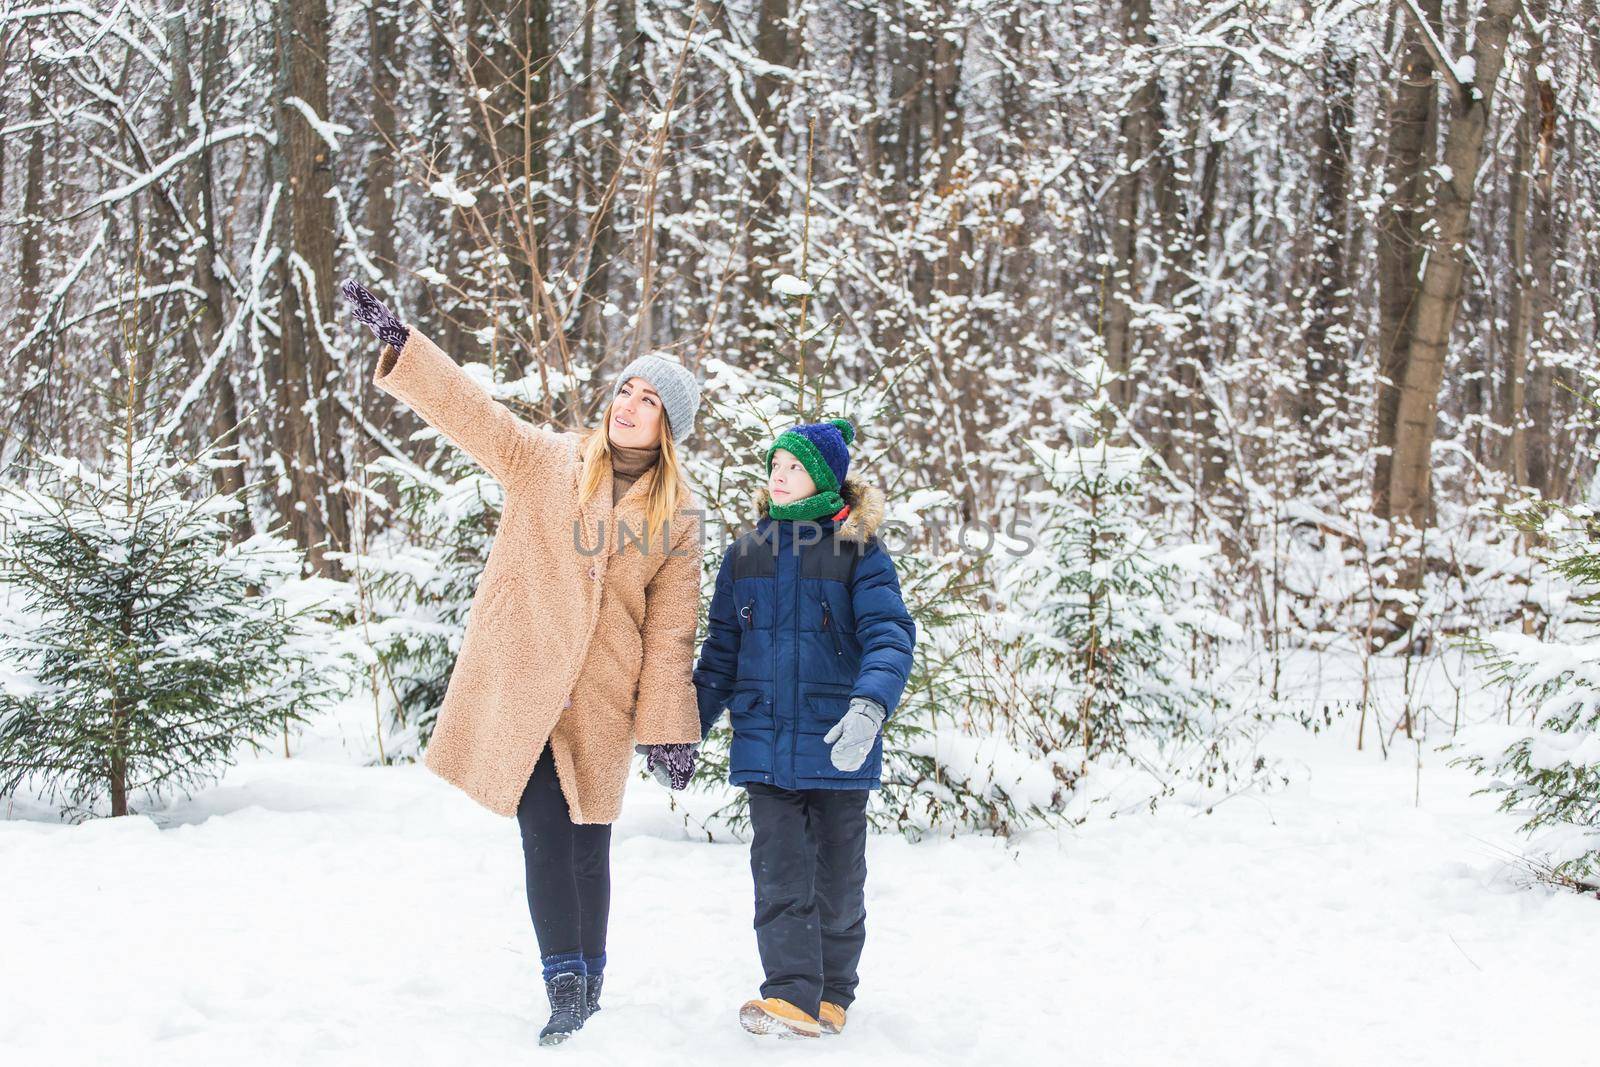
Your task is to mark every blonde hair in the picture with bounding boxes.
[577,398,688,545]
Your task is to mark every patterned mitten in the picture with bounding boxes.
[635,742,697,790]
[340,277,410,349]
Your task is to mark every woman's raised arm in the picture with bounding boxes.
[344,278,568,486]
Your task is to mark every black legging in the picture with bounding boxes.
[516,743,612,970]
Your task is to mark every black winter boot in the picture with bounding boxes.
[584,972,603,1018]
[538,971,589,1046]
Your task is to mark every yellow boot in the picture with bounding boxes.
[739,997,821,1039]
[818,1002,847,1035]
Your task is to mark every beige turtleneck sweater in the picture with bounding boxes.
[610,441,661,504]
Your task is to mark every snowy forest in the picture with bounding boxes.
[2,0,1599,1062]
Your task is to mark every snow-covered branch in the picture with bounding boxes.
[84,123,276,210]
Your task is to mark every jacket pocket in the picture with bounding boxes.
[725,687,764,724]
[725,689,772,776]
[795,688,880,782]
[799,686,852,732]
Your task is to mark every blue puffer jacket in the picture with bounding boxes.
[693,478,917,790]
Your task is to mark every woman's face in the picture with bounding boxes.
[609,377,665,448]
[768,448,817,503]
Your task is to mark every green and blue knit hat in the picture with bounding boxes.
[765,417,855,492]
[763,418,857,521]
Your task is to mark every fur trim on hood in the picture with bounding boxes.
[754,477,886,543]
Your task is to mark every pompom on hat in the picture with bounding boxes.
[765,417,856,493]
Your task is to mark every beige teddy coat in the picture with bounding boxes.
[373,326,703,822]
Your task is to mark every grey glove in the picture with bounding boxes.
[341,277,410,349]
[634,742,697,790]
[823,697,886,772]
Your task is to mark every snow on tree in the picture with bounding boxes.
[0,432,361,819]
[994,356,1267,815]
[1452,498,1600,889]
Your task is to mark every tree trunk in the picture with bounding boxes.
[1515,2,1559,500]
[456,0,503,358]
[17,30,47,324]
[108,744,128,817]
[170,6,248,530]
[1305,30,1356,469]
[739,0,800,352]
[0,31,11,213]
[566,0,596,328]
[1171,54,1235,534]
[527,0,553,294]
[923,5,978,517]
[271,0,348,576]
[1104,0,1156,422]
[1373,0,1441,521]
[17,28,51,415]
[365,0,401,282]
[421,0,458,347]
[577,0,640,364]
[1384,0,1520,589]
[1501,77,1531,487]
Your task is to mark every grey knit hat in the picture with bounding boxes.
[611,351,701,443]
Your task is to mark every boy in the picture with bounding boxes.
[693,417,917,1038]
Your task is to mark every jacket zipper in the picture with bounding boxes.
[740,598,754,631]
[822,602,844,657]
[789,528,799,779]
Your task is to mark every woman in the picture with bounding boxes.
[341,279,705,1046]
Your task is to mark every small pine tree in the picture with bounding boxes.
[1453,499,1600,890]
[999,356,1257,812]
[0,433,359,819]
[870,513,1053,837]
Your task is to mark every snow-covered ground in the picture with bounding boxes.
[4,667,1595,1066]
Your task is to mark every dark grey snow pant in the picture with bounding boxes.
[744,782,870,1018]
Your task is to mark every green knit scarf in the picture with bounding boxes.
[767,489,846,522]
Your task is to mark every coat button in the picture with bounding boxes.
[563,696,572,709]
[587,565,598,580]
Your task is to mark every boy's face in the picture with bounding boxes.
[768,448,817,503]
[609,376,664,448]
